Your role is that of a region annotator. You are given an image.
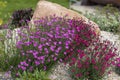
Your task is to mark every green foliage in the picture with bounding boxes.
[0,32,5,54]
[47,0,69,8]
[0,29,20,71]
[84,4,120,33]
[0,31,6,71]
[16,69,51,80]
[0,51,21,71]
[0,1,7,25]
[115,66,120,75]
[115,58,120,75]
[0,1,7,7]
[0,0,69,24]
[0,0,38,24]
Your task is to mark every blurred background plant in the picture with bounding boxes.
[0,0,38,24]
[0,1,7,25]
[84,4,120,33]
[0,0,69,25]
[47,0,69,8]
[9,8,33,29]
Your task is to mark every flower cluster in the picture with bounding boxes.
[67,36,119,80]
[15,16,74,73]
[64,18,97,62]
[10,15,97,76]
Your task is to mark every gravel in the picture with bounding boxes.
[49,62,73,80]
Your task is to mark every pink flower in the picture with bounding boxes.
[21,66,26,71]
[58,41,62,44]
[29,66,33,72]
[77,61,82,68]
[35,61,40,66]
[50,46,55,51]
[75,73,82,77]
[72,58,76,62]
[91,59,96,64]
[38,56,45,60]
[117,63,120,67]
[44,66,46,70]
[64,52,67,55]
[79,53,86,59]
[77,50,82,53]
[53,57,57,61]
[33,41,38,47]
[38,44,43,51]
[94,66,99,70]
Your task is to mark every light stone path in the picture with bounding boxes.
[70,1,101,14]
[70,1,96,14]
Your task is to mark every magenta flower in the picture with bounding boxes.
[13,15,102,77]
[38,44,43,51]
[91,59,96,64]
[44,66,46,70]
[76,73,82,77]
[65,34,119,80]
[50,46,55,51]
[35,61,40,66]
[21,66,26,71]
[79,53,86,59]
[33,41,38,47]
[53,57,57,61]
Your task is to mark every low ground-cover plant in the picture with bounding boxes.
[65,35,119,80]
[84,4,120,33]
[3,15,97,77]
[16,69,50,80]
[1,14,119,80]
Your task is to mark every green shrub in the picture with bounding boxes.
[0,29,19,71]
[16,69,51,80]
[84,4,120,33]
